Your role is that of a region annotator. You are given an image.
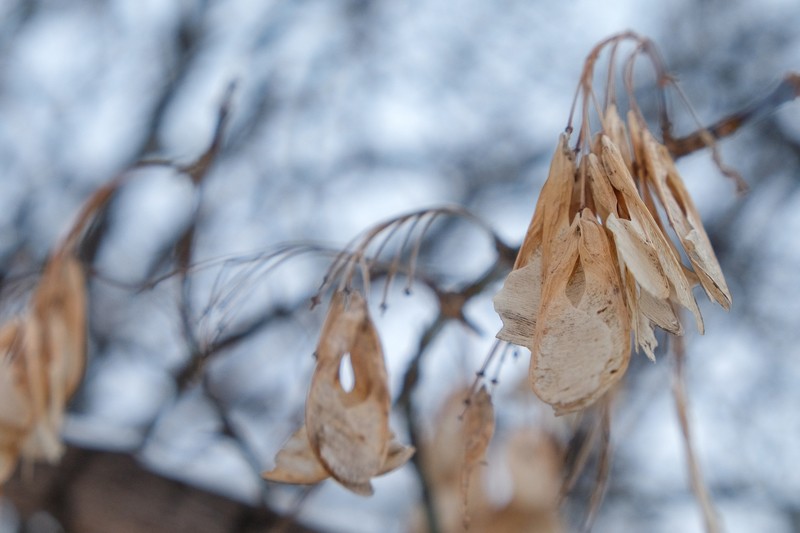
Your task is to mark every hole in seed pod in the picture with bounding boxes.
[339,353,355,393]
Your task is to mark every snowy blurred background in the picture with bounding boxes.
[1,0,800,532]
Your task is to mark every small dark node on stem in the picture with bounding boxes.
[309,295,321,309]
[490,378,499,385]
[404,287,412,296]
[476,370,485,378]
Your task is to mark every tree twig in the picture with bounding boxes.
[672,335,722,533]
[668,73,800,158]
[397,316,446,533]
[581,399,612,533]
[391,233,514,533]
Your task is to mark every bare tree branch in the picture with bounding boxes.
[5,447,321,533]
[668,73,800,158]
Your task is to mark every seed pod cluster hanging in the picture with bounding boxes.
[494,33,732,415]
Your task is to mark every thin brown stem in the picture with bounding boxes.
[581,400,612,533]
[672,335,722,533]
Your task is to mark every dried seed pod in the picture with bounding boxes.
[605,213,670,299]
[378,435,416,475]
[305,291,392,495]
[265,291,413,496]
[0,214,93,485]
[463,386,494,473]
[587,153,618,222]
[262,426,331,485]
[264,427,414,488]
[603,104,633,170]
[493,248,542,347]
[515,133,575,270]
[32,251,87,402]
[0,321,33,484]
[530,211,630,415]
[29,251,87,445]
[601,136,704,333]
[640,131,732,309]
[8,251,88,465]
[461,386,495,529]
[639,288,683,335]
[495,134,575,356]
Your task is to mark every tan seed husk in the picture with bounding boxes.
[265,291,413,496]
[530,211,630,415]
[640,131,732,309]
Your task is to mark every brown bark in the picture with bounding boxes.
[4,447,319,533]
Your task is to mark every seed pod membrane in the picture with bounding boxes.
[530,212,630,415]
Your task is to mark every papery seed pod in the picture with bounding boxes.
[606,213,670,300]
[463,386,494,473]
[640,131,732,309]
[30,252,87,441]
[305,291,391,495]
[601,136,705,333]
[0,321,33,484]
[603,104,633,170]
[495,134,575,353]
[461,386,495,529]
[264,425,414,489]
[639,288,683,335]
[262,426,331,485]
[262,292,414,495]
[264,291,414,496]
[530,211,630,415]
[515,133,575,271]
[587,153,618,222]
[494,248,542,348]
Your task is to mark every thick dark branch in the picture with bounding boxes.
[5,447,321,533]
